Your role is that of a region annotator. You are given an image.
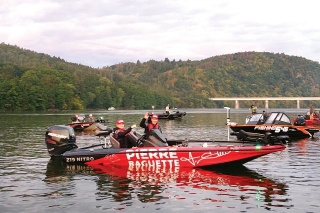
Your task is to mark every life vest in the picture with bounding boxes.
[114,128,132,138]
[148,123,160,131]
[114,128,124,138]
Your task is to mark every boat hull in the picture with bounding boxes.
[68,122,107,131]
[157,111,186,120]
[85,145,285,168]
[229,124,318,139]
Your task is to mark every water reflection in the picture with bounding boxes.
[44,159,289,208]
[94,165,287,202]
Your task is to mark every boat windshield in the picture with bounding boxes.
[265,112,291,125]
[246,113,263,124]
[150,129,167,143]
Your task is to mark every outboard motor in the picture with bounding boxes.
[45,125,77,157]
[294,115,306,126]
[144,129,168,147]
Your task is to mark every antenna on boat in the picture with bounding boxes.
[224,107,230,141]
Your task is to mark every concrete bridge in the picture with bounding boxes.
[209,97,320,109]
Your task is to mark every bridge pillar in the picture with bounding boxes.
[235,100,239,109]
[297,100,300,109]
[265,100,269,109]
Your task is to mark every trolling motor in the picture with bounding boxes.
[45,125,77,157]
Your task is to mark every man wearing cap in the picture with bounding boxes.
[87,114,95,122]
[113,119,137,148]
[71,114,80,123]
[140,112,162,138]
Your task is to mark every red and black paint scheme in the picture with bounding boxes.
[45,125,286,167]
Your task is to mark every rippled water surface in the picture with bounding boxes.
[1,109,319,213]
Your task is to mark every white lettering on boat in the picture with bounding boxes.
[126,148,180,169]
[126,148,178,160]
[254,126,289,133]
[48,132,67,139]
[66,156,94,162]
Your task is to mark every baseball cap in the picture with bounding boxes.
[151,114,158,119]
[116,119,125,124]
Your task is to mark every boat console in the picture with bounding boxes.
[143,129,169,147]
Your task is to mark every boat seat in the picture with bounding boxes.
[109,134,120,148]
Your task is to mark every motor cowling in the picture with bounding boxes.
[45,125,77,156]
[294,115,306,126]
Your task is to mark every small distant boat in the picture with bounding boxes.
[68,122,108,132]
[108,107,115,111]
[157,111,186,120]
[68,114,108,132]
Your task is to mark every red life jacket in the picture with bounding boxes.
[114,128,126,139]
[148,123,159,131]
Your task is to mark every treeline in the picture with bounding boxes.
[0,43,173,111]
[1,42,320,111]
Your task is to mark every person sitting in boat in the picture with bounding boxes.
[249,104,258,115]
[166,104,170,114]
[140,112,162,138]
[71,114,80,123]
[309,104,315,119]
[113,119,137,148]
[87,114,95,122]
[262,110,269,122]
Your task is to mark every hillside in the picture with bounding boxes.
[103,51,320,108]
[1,42,320,111]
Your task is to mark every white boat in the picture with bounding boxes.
[108,107,115,110]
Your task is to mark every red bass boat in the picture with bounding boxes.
[45,125,285,167]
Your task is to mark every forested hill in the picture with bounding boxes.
[1,42,320,111]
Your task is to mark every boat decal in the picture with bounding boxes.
[254,126,289,133]
[48,132,68,139]
[126,148,180,170]
[66,156,95,163]
[180,151,231,166]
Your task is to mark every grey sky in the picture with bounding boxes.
[1,0,319,68]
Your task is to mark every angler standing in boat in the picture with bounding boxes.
[113,119,137,148]
[166,104,170,114]
[249,104,258,115]
[309,104,315,119]
[140,112,162,138]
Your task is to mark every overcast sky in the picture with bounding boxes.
[1,0,319,68]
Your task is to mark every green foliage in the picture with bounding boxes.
[1,42,320,111]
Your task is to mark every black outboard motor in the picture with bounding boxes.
[294,115,306,126]
[143,129,168,147]
[45,125,77,157]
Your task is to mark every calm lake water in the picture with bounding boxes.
[1,108,319,213]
